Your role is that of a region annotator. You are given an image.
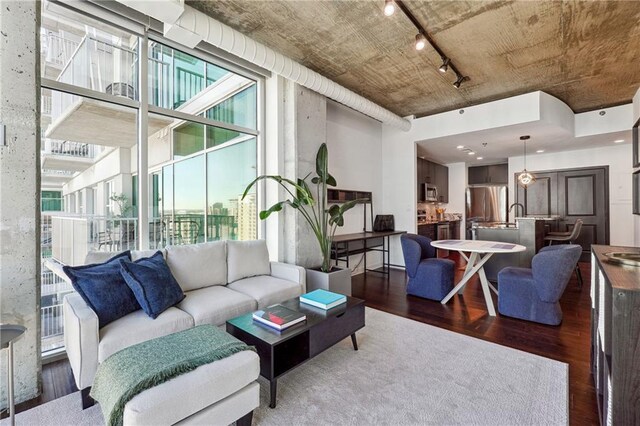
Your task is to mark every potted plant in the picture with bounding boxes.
[242,143,358,295]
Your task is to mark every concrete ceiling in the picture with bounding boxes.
[187,0,640,118]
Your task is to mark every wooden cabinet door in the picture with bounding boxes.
[417,158,424,201]
[487,164,508,184]
[424,161,434,184]
[468,166,488,185]
[436,164,449,203]
[516,167,609,262]
[557,168,608,261]
[516,171,558,218]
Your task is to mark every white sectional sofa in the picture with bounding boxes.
[60,239,306,410]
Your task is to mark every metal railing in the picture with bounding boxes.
[41,304,64,339]
[42,139,97,159]
[42,33,80,68]
[50,35,138,125]
[42,94,52,115]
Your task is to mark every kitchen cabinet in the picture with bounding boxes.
[435,163,449,203]
[417,158,448,203]
[417,224,436,240]
[468,164,508,185]
[449,221,460,239]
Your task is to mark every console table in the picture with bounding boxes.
[591,245,640,425]
[331,231,405,275]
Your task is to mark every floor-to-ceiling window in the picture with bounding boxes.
[39,3,262,356]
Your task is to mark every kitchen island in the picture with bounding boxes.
[472,217,547,281]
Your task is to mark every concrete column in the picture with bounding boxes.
[281,82,326,268]
[0,0,42,408]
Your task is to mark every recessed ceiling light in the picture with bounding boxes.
[456,145,464,150]
[415,33,426,51]
[468,151,475,156]
[476,157,483,160]
[383,0,395,16]
[536,149,545,153]
[614,139,625,143]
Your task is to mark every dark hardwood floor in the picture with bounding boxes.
[5,253,598,425]
[352,253,599,426]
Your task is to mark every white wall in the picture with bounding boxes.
[508,144,634,246]
[446,162,467,237]
[326,101,383,273]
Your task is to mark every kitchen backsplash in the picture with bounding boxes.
[417,202,462,222]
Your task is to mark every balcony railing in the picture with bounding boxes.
[41,304,64,339]
[42,139,97,159]
[42,33,80,68]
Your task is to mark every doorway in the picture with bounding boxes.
[515,166,609,262]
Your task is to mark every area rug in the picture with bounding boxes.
[2,308,568,425]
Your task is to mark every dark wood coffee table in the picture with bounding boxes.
[226,296,365,408]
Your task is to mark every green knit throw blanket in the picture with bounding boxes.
[90,325,255,426]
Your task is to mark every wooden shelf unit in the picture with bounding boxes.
[590,245,640,425]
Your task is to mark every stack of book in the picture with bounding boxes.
[252,305,306,331]
[300,289,347,310]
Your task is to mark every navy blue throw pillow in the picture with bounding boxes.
[63,251,140,328]
[119,251,185,319]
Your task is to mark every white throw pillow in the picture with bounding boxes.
[227,240,271,283]
[165,241,227,291]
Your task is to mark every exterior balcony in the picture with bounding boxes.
[41,169,75,189]
[41,139,95,173]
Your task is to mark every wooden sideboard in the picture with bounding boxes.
[590,245,640,425]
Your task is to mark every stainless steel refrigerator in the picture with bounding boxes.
[465,185,508,237]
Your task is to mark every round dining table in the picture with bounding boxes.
[430,239,526,316]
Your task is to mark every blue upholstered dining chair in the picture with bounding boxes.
[497,244,582,325]
[400,234,455,301]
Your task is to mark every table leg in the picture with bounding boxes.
[350,333,358,351]
[441,252,493,305]
[478,266,497,316]
[458,252,477,295]
[269,378,277,409]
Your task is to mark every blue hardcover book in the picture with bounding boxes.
[300,289,347,310]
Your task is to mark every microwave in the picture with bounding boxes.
[423,184,438,202]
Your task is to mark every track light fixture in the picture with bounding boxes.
[453,74,468,89]
[383,0,469,89]
[415,33,426,51]
[383,0,395,16]
[438,58,450,73]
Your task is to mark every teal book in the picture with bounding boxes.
[300,289,347,310]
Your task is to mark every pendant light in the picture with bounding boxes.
[517,135,536,187]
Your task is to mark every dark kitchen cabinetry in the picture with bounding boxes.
[417,158,449,203]
[468,164,508,185]
[417,224,436,240]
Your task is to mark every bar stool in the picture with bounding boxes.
[1,323,26,426]
[544,219,584,288]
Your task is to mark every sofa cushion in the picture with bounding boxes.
[120,251,185,319]
[98,307,194,362]
[63,251,140,328]
[227,240,270,283]
[132,249,166,261]
[165,241,227,291]
[123,351,259,426]
[85,251,124,265]
[228,275,302,309]
[178,286,257,326]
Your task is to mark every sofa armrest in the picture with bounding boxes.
[270,261,306,293]
[64,293,99,390]
[44,259,72,285]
